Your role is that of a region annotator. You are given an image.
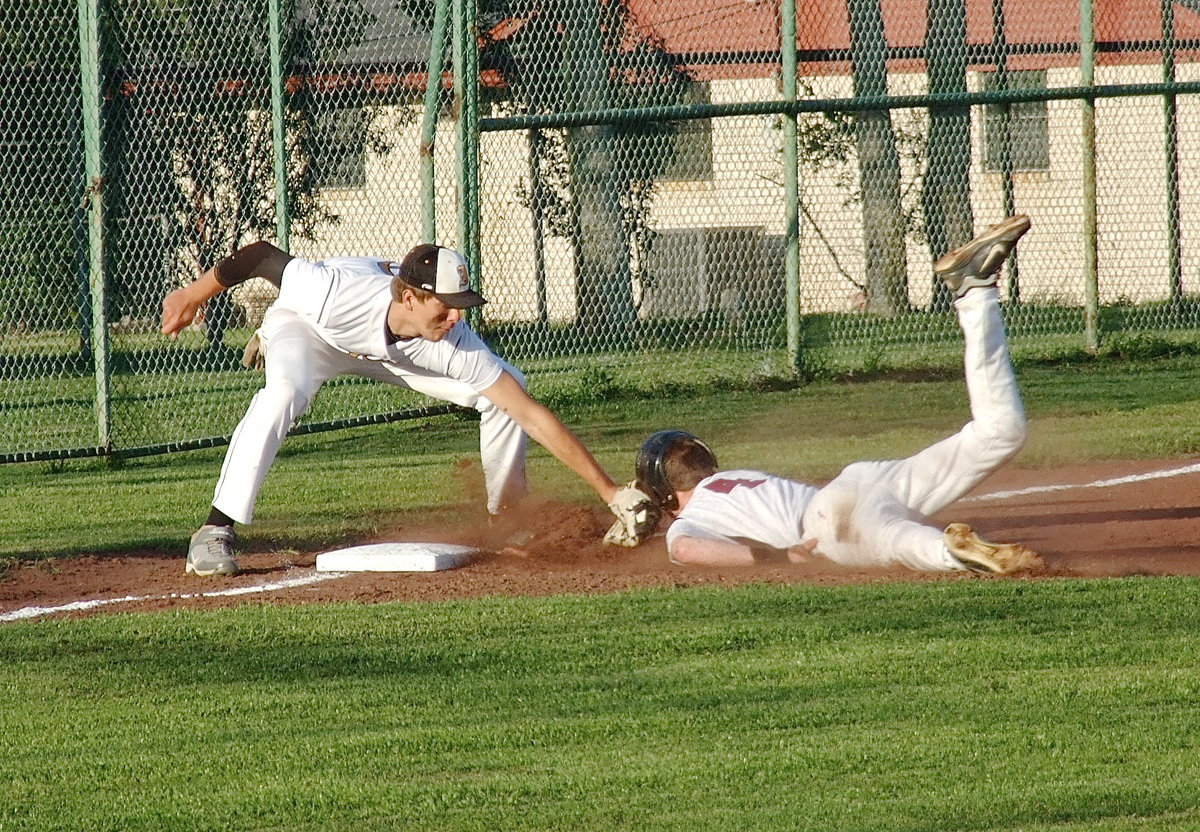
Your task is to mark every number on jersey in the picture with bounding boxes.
[703,477,766,494]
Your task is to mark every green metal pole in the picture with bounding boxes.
[781,0,801,373]
[1081,0,1100,352]
[1162,0,1182,310]
[528,128,549,324]
[481,80,1200,133]
[452,0,481,316]
[269,0,290,249]
[992,0,1019,303]
[420,0,450,243]
[77,0,111,453]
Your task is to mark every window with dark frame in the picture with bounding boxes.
[982,70,1050,173]
[314,106,367,189]
[658,81,714,182]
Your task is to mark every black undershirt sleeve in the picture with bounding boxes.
[212,241,294,289]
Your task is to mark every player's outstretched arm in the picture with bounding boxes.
[669,535,759,566]
[482,371,619,505]
[670,535,815,567]
[161,270,226,339]
[161,242,292,339]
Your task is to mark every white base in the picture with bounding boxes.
[315,542,477,573]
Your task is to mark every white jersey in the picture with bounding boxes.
[666,469,819,552]
[215,253,524,524]
[272,255,503,393]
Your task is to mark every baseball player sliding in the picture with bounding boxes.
[633,215,1043,574]
[161,242,651,576]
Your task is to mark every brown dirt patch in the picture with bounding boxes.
[5,458,1200,621]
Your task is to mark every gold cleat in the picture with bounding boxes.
[934,215,1031,298]
[943,523,1043,574]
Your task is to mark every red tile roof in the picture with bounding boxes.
[625,0,1200,79]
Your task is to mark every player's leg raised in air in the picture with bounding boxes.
[902,214,1039,572]
[802,216,1041,574]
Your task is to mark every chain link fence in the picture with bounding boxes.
[5,0,1200,461]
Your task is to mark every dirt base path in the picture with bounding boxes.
[5,458,1200,621]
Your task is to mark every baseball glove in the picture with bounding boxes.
[241,331,265,371]
[603,482,660,547]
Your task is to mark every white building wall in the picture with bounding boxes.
[287,64,1200,324]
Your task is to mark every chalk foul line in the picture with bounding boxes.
[0,569,348,623]
[963,460,1200,502]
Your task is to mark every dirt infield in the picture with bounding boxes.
[5,457,1200,621]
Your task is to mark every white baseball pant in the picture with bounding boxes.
[801,286,1027,571]
[211,308,528,523]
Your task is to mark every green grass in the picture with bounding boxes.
[6,350,1200,558]
[6,352,1200,829]
[11,304,1200,459]
[3,581,1200,831]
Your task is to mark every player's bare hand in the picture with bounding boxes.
[787,539,820,565]
[161,286,202,339]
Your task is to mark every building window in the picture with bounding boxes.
[982,70,1049,172]
[314,106,367,189]
[658,81,714,182]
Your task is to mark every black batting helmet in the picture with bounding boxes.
[635,430,717,513]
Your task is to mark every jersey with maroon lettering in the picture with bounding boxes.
[665,469,818,552]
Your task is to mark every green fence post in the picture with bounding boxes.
[77,0,111,454]
[781,0,802,373]
[991,0,1020,303]
[420,0,450,244]
[452,0,481,322]
[1162,0,1183,312]
[528,127,549,325]
[269,0,290,250]
[1081,0,1100,351]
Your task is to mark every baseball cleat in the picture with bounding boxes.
[934,214,1031,298]
[943,523,1043,574]
[186,525,240,576]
